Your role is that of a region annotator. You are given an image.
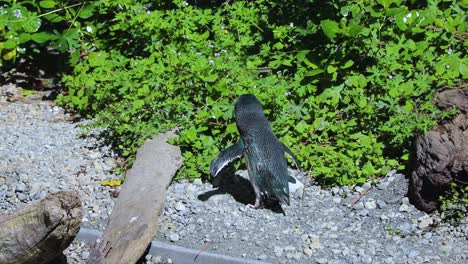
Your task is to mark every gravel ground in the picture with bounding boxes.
[1,84,467,264]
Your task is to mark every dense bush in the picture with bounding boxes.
[2,1,466,186]
[58,0,466,185]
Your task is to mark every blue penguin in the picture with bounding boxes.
[210,94,301,208]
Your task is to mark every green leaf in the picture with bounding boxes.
[2,49,16,60]
[226,123,237,134]
[320,19,339,39]
[348,21,364,36]
[295,120,308,134]
[79,4,96,19]
[22,16,41,33]
[18,33,31,43]
[357,97,368,108]
[402,101,413,112]
[342,60,354,69]
[460,61,467,78]
[88,51,108,66]
[3,39,17,49]
[327,65,337,73]
[304,69,324,77]
[44,13,64,23]
[39,1,56,8]
[31,32,53,43]
[132,99,145,111]
[199,73,218,83]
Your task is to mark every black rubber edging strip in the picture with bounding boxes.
[76,228,272,264]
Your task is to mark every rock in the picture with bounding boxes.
[174,202,186,211]
[377,182,389,190]
[289,175,304,198]
[358,209,369,216]
[303,247,313,256]
[399,204,410,212]
[258,254,267,260]
[362,182,372,189]
[376,200,387,209]
[174,184,184,194]
[273,246,283,257]
[423,232,432,239]
[408,88,468,212]
[365,200,377,209]
[15,183,27,192]
[192,178,203,186]
[353,202,364,210]
[418,216,433,229]
[399,222,412,233]
[407,250,419,258]
[361,255,372,263]
[331,187,340,195]
[380,214,388,221]
[310,235,320,249]
[81,251,90,260]
[284,246,296,251]
[316,258,328,264]
[17,193,28,201]
[169,234,179,242]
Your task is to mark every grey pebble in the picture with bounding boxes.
[174,183,184,194]
[174,202,186,211]
[303,247,313,256]
[316,258,328,264]
[15,182,27,192]
[376,200,387,209]
[353,202,364,210]
[364,200,376,210]
[192,178,203,186]
[274,246,283,257]
[81,251,90,260]
[358,209,369,216]
[169,234,179,242]
[17,193,28,201]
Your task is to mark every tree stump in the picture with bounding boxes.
[408,88,468,212]
[0,191,82,264]
[87,131,182,264]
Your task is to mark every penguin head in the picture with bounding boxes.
[234,94,269,133]
[235,94,264,116]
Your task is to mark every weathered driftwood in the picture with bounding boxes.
[0,191,82,264]
[408,88,468,212]
[87,131,182,264]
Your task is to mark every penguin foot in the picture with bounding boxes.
[246,204,263,209]
[246,198,263,209]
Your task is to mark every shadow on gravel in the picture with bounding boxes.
[198,166,285,214]
[48,253,68,264]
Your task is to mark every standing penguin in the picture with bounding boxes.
[210,94,301,208]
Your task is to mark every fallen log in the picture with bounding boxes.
[87,131,182,264]
[0,191,82,264]
[408,88,468,212]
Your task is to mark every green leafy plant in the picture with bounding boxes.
[440,183,468,224]
[55,0,466,190]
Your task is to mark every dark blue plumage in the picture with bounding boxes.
[210,94,301,208]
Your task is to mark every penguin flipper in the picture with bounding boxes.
[281,143,302,170]
[210,141,244,177]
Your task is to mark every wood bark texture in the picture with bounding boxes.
[408,88,468,212]
[87,131,182,264]
[0,191,82,264]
